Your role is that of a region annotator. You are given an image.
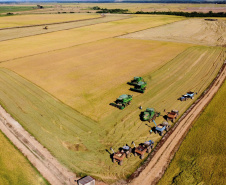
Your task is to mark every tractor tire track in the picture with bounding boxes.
[128,60,226,185]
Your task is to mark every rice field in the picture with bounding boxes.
[0,12,226,182]
[0,45,224,181]
[158,81,226,185]
[0,130,49,185]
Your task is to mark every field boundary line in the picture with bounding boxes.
[0,15,103,30]
[0,105,77,185]
[128,59,226,185]
[116,18,187,39]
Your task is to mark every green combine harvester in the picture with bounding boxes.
[141,108,160,122]
[130,81,147,93]
[110,94,133,110]
[127,77,144,85]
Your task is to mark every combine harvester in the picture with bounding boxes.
[140,108,160,122]
[132,140,154,159]
[110,94,133,110]
[128,77,147,93]
[179,91,197,101]
[110,146,132,165]
[130,81,147,93]
[127,77,144,85]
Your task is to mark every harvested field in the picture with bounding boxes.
[0,45,225,181]
[0,38,192,121]
[0,14,128,41]
[0,130,49,185]
[158,81,226,185]
[120,18,226,46]
[0,13,100,28]
[0,15,183,61]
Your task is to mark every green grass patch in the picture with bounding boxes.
[0,6,36,14]
[158,81,226,185]
[0,130,49,185]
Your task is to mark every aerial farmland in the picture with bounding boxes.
[0,2,225,185]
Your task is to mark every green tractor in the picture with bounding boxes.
[110,94,133,110]
[130,81,147,93]
[141,108,160,122]
[127,77,144,85]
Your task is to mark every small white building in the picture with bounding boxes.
[78,176,95,185]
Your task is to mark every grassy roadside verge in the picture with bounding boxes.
[0,129,49,185]
[158,80,226,185]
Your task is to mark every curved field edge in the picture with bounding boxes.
[0,46,225,182]
[157,80,226,185]
[0,129,49,185]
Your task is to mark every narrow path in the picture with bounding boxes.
[0,106,77,185]
[129,61,226,185]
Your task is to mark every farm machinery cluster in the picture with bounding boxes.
[109,76,197,165]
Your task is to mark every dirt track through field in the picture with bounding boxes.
[0,106,77,185]
[129,61,226,185]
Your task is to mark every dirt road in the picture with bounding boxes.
[129,61,226,185]
[0,106,77,185]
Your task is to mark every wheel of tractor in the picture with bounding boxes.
[113,158,115,163]
[119,160,123,166]
[140,154,144,159]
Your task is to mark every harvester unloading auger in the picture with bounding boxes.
[140,108,160,122]
[110,94,133,110]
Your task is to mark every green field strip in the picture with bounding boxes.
[0,129,49,185]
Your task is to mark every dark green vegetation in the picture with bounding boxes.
[97,8,128,14]
[0,6,36,14]
[158,81,226,185]
[0,130,49,185]
[135,11,226,17]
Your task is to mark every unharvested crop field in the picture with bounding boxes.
[0,13,99,28]
[158,81,226,185]
[0,12,226,182]
[0,130,49,185]
[120,18,226,46]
